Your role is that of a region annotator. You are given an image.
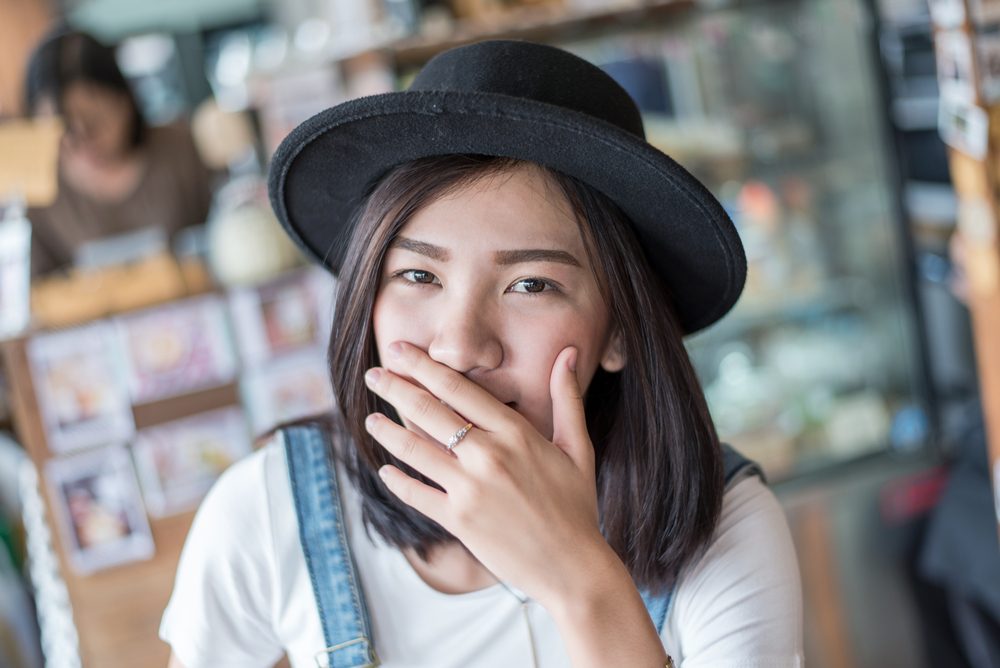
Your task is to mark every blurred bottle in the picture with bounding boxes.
[0,198,33,337]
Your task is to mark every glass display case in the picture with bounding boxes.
[561,0,931,479]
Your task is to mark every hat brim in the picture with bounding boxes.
[268,90,746,334]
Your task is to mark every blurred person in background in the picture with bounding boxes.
[23,27,213,275]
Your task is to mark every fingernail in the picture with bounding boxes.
[378,466,390,481]
[365,414,378,431]
[365,368,382,386]
[567,347,578,372]
[388,341,404,358]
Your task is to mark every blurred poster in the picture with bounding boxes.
[936,31,976,104]
[229,268,334,367]
[241,348,334,434]
[928,0,966,28]
[28,323,135,453]
[46,445,154,574]
[116,296,238,403]
[939,95,989,159]
[977,32,1000,103]
[132,407,251,517]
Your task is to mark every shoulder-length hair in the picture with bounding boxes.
[24,27,146,148]
[329,154,723,591]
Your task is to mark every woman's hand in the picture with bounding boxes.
[365,340,670,667]
[364,340,609,608]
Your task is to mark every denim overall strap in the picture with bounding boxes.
[283,425,379,668]
[640,443,763,633]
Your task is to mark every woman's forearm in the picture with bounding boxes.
[542,543,670,668]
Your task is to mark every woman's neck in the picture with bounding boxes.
[403,542,498,594]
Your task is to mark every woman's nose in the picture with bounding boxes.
[426,301,503,374]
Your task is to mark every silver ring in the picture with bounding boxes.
[446,423,474,451]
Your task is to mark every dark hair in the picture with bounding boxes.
[328,155,723,591]
[24,27,146,148]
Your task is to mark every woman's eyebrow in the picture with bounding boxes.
[391,236,450,261]
[495,249,581,267]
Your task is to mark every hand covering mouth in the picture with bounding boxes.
[389,371,517,412]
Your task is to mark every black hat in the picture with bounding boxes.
[268,39,745,333]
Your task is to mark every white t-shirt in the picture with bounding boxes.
[160,438,803,667]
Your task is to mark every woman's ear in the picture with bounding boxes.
[599,330,626,372]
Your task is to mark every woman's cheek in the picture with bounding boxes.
[372,292,429,355]
[516,340,572,437]
[514,321,607,413]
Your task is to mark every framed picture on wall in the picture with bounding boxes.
[939,95,989,159]
[45,445,154,575]
[977,31,1000,104]
[28,322,135,453]
[241,348,335,434]
[116,295,238,404]
[936,30,976,104]
[228,268,335,368]
[928,0,966,28]
[131,407,252,517]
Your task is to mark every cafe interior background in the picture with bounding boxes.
[0,0,998,665]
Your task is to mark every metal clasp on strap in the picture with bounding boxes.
[313,636,380,668]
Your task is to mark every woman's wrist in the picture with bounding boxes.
[538,537,629,619]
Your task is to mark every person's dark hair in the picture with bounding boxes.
[24,27,146,147]
[328,154,724,591]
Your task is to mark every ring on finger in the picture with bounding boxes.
[446,422,474,452]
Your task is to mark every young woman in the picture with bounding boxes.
[24,28,213,275]
[161,40,802,667]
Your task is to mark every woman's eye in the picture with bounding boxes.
[396,269,439,285]
[508,278,551,294]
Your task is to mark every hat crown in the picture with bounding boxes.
[409,40,645,139]
[270,40,745,333]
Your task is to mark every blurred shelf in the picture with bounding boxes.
[390,0,695,67]
[689,278,874,346]
[255,0,698,77]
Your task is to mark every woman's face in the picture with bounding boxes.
[372,165,625,441]
[60,82,134,164]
